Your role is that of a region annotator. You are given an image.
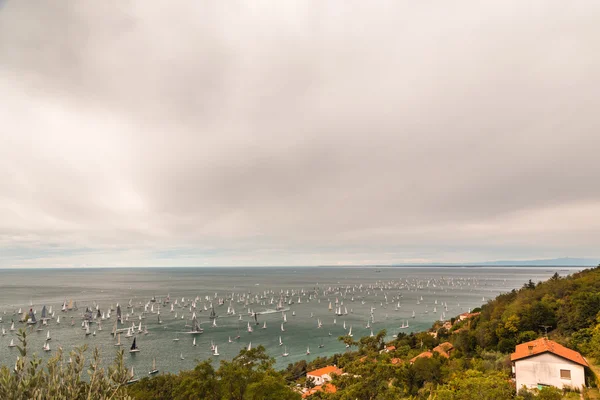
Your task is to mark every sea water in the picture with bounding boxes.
[0,266,581,375]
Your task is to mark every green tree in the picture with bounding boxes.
[435,369,514,400]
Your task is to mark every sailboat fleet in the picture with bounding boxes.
[0,274,495,375]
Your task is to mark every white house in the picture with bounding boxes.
[306,365,343,386]
[511,338,588,391]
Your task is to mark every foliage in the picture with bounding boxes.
[0,329,131,400]
[434,369,514,400]
[127,345,300,400]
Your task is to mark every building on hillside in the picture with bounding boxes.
[302,383,337,398]
[458,312,480,321]
[379,345,396,354]
[511,338,588,390]
[410,342,454,364]
[306,365,343,386]
[433,342,454,358]
[410,351,432,364]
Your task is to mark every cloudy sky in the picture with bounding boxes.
[0,1,599,267]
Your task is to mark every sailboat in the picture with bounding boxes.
[279,336,283,346]
[282,346,289,357]
[129,337,140,353]
[193,337,197,346]
[262,321,267,329]
[115,333,122,346]
[127,367,139,384]
[56,316,60,324]
[180,353,185,360]
[306,346,310,355]
[149,358,159,375]
[173,333,180,342]
[213,345,219,356]
[10,322,15,331]
[43,342,51,352]
[8,339,16,348]
[27,309,36,325]
[186,317,203,334]
[280,323,285,332]
[247,342,252,351]
[348,326,353,337]
[85,324,91,336]
[46,330,51,341]
[247,321,253,333]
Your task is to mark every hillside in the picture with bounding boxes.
[283,264,600,399]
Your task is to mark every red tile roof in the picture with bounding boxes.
[511,338,588,367]
[433,342,454,358]
[307,365,343,377]
[410,351,433,363]
[302,383,337,398]
[410,342,454,363]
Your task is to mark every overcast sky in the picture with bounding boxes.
[0,1,599,268]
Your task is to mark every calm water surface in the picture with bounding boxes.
[0,266,581,377]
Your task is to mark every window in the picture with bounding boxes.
[560,369,571,380]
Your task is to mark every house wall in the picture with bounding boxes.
[514,353,585,390]
[307,374,325,385]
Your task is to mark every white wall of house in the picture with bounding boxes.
[514,353,585,390]
[307,373,330,386]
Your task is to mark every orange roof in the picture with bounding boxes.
[302,383,337,398]
[410,351,433,363]
[391,358,403,365]
[511,338,588,367]
[459,312,481,319]
[436,342,454,351]
[307,365,343,377]
[433,342,453,358]
[386,345,396,351]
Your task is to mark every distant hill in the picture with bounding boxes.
[387,257,600,267]
[475,257,599,266]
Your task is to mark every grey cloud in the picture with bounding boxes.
[0,0,599,266]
